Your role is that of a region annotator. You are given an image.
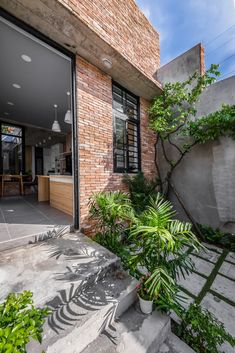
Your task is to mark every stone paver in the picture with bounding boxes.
[202,242,223,253]
[190,254,214,277]
[178,272,206,297]
[193,248,221,263]
[211,274,235,303]
[219,262,235,280]
[177,246,235,353]
[225,252,235,264]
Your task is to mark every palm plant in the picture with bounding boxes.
[129,194,201,309]
[89,191,135,264]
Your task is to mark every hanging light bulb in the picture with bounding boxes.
[52,104,61,132]
[64,91,72,124]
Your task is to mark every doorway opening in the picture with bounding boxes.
[0,13,78,250]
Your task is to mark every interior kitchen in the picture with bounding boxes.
[0,14,74,249]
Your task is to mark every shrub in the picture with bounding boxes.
[89,191,135,267]
[0,291,50,353]
[177,304,235,353]
[122,172,159,213]
[198,223,235,250]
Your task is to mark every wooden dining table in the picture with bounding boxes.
[0,174,24,197]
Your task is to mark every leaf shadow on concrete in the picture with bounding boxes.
[32,234,119,343]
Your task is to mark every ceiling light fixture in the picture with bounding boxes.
[102,58,112,69]
[21,54,32,62]
[52,104,61,132]
[64,91,72,124]
[7,102,14,106]
[12,83,21,89]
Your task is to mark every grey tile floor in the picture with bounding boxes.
[0,195,72,249]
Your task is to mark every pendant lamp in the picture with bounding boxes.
[52,104,61,132]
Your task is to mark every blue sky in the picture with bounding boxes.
[136,0,235,79]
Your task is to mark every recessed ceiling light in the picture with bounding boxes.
[4,112,9,115]
[7,101,14,106]
[102,58,112,69]
[12,83,21,89]
[21,54,32,62]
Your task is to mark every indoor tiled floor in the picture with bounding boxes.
[0,195,72,249]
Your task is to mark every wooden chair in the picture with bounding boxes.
[22,176,38,195]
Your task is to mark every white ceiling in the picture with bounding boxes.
[0,16,72,132]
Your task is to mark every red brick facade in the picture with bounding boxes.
[77,56,156,232]
[59,0,160,79]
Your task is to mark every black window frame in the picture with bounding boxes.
[112,82,141,173]
[0,121,25,175]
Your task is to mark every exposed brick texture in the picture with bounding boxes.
[59,0,160,79]
[77,56,156,233]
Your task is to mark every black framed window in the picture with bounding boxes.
[0,122,25,174]
[113,83,141,173]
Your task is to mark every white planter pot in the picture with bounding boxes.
[139,296,153,314]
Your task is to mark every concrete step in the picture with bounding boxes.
[29,269,137,353]
[82,303,171,353]
[159,333,196,353]
[0,232,137,353]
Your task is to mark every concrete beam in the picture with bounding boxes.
[0,0,162,100]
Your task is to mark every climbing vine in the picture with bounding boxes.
[148,64,235,234]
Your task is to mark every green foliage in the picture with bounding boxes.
[0,291,50,353]
[149,64,220,137]
[177,304,235,353]
[198,223,235,251]
[198,224,224,243]
[89,191,135,267]
[89,191,201,312]
[148,64,235,205]
[122,172,159,213]
[185,104,235,143]
[129,194,201,310]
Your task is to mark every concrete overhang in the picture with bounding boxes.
[0,0,163,100]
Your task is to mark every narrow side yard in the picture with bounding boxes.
[177,244,235,353]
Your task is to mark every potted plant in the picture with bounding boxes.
[137,273,153,314]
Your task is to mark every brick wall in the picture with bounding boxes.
[59,0,160,79]
[76,55,156,232]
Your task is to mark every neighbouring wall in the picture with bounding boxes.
[157,44,235,233]
[76,56,156,233]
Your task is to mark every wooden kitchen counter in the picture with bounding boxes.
[49,175,73,215]
[37,176,50,202]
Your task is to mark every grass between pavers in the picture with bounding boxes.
[180,245,235,308]
[196,249,228,304]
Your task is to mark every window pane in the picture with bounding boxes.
[1,135,23,174]
[113,83,140,173]
[1,124,22,137]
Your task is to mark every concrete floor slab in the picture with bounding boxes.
[190,254,215,277]
[0,195,72,250]
[211,274,235,303]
